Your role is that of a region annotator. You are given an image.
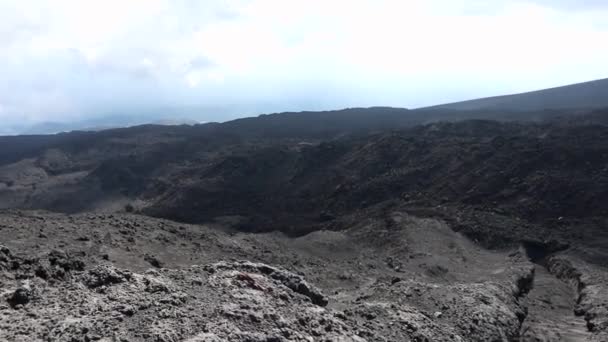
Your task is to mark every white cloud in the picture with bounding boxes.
[0,0,607,127]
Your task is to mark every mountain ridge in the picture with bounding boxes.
[423,77,608,112]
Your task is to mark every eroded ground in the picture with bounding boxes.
[1,210,606,341]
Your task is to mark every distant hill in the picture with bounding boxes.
[21,116,201,135]
[150,118,201,126]
[22,122,119,135]
[424,78,608,112]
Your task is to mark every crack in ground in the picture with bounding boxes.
[518,244,592,341]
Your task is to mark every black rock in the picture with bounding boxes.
[7,287,32,308]
[144,254,164,268]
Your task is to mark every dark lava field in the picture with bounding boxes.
[1,106,608,341]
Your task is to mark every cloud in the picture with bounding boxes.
[189,56,215,69]
[0,0,607,128]
[531,0,608,10]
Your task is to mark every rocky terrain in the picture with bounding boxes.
[1,107,608,341]
[1,211,538,341]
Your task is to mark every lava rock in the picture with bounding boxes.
[7,287,32,308]
[82,265,131,288]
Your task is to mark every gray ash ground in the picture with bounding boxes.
[1,210,606,341]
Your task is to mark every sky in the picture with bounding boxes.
[1,0,608,132]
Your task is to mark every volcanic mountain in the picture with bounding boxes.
[2,80,608,341]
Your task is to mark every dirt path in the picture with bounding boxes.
[521,265,591,341]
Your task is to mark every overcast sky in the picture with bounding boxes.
[1,0,607,130]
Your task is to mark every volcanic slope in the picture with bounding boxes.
[1,113,608,340]
[426,77,608,112]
